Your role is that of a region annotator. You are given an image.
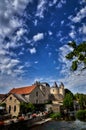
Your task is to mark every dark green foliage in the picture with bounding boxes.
[0,102,6,107]
[20,102,35,114]
[76,110,86,121]
[50,112,61,120]
[66,41,86,71]
[63,93,73,110]
[71,61,78,71]
[65,89,74,99]
[74,93,86,109]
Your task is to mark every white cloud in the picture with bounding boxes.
[0,56,23,76]
[79,0,86,5]
[48,31,53,36]
[34,61,38,64]
[49,0,58,7]
[36,0,47,18]
[33,33,44,42]
[29,48,36,54]
[79,24,86,34]
[70,6,86,23]
[57,0,66,8]
[0,0,31,39]
[61,20,64,25]
[69,30,76,39]
[58,45,86,93]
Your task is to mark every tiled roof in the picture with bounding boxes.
[9,85,36,94]
[0,94,6,99]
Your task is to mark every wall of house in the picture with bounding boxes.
[39,84,50,102]
[4,94,20,117]
[29,87,45,104]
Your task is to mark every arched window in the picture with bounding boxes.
[9,105,11,113]
[10,97,12,100]
[14,105,16,112]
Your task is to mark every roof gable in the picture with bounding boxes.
[9,85,36,95]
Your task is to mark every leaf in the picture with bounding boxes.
[66,52,74,59]
[68,41,76,49]
[78,53,85,61]
[71,61,78,71]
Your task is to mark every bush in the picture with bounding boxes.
[50,112,61,120]
[76,110,86,121]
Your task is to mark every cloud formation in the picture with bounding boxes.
[33,33,44,42]
[29,48,37,54]
[69,6,86,23]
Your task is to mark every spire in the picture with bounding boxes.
[53,82,58,87]
[60,82,64,87]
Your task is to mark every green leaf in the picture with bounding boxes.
[68,41,76,49]
[66,52,74,59]
[78,53,85,61]
[71,61,77,71]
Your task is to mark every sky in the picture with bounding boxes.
[0,0,86,94]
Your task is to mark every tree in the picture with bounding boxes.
[63,93,74,111]
[74,93,86,109]
[66,41,86,71]
[20,102,35,114]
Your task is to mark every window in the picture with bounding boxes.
[10,97,12,100]
[14,105,16,112]
[36,99,38,103]
[36,92,38,96]
[9,105,11,113]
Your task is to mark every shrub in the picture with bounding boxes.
[50,112,61,120]
[76,110,86,121]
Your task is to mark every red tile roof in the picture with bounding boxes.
[9,85,36,94]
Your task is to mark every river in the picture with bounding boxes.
[29,120,86,130]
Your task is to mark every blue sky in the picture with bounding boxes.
[0,0,86,94]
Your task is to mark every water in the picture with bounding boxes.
[30,120,86,130]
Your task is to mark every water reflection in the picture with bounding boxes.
[30,120,86,130]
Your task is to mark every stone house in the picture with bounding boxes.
[2,84,47,117]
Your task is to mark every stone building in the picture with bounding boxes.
[34,81,50,103]
[47,82,65,112]
[50,82,65,104]
[2,84,47,117]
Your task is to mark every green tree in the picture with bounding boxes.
[66,41,86,71]
[63,93,74,111]
[20,102,35,114]
[74,93,86,109]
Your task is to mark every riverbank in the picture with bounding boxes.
[0,115,52,130]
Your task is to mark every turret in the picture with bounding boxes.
[50,82,59,95]
[59,82,65,97]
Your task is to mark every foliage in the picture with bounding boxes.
[65,89,74,99]
[20,102,35,114]
[0,103,6,107]
[74,93,86,109]
[66,41,86,71]
[50,112,61,120]
[34,104,45,111]
[76,110,86,121]
[63,93,73,110]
